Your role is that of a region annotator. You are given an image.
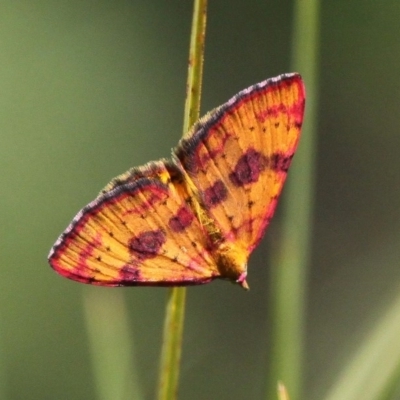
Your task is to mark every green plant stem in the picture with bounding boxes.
[182,0,207,136]
[157,1,207,400]
[267,1,320,400]
[157,288,187,400]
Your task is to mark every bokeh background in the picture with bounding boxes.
[2,1,400,399]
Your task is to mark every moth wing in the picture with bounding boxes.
[48,161,218,286]
[175,74,305,254]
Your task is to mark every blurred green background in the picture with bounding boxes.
[2,1,400,399]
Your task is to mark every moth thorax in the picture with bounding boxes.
[215,244,248,286]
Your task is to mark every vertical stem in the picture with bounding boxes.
[182,0,207,136]
[267,1,320,400]
[157,1,207,400]
[157,288,187,400]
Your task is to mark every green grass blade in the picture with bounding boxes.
[157,1,207,399]
[378,355,400,400]
[278,381,291,400]
[322,289,400,400]
[267,0,320,399]
[83,289,142,400]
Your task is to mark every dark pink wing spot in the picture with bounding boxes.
[77,233,102,270]
[119,264,141,282]
[291,101,305,125]
[229,149,266,187]
[271,152,294,172]
[256,104,288,123]
[168,207,194,232]
[129,229,166,260]
[202,179,228,208]
[195,130,232,172]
